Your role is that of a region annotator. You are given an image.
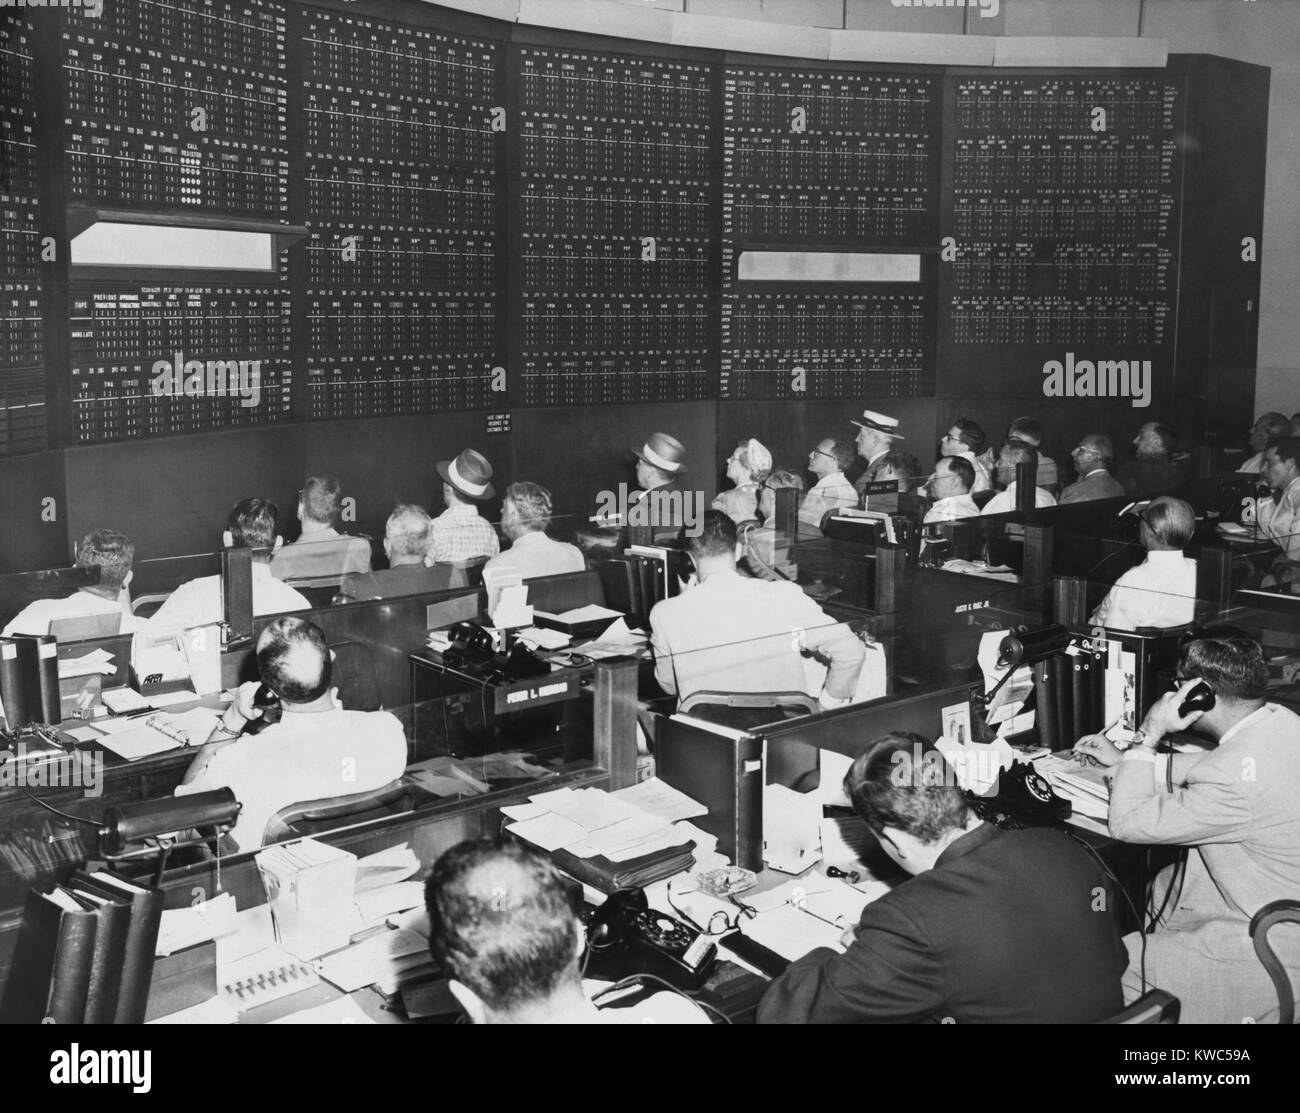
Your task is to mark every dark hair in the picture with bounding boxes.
[256,615,331,703]
[1269,435,1300,471]
[300,475,344,526]
[953,418,986,455]
[1179,626,1268,702]
[868,450,922,483]
[1256,412,1291,440]
[1142,496,1196,548]
[1148,422,1178,455]
[227,497,279,557]
[939,455,975,492]
[1007,416,1043,445]
[688,509,738,559]
[425,838,580,1015]
[998,440,1037,469]
[844,732,969,844]
[76,528,135,594]
[827,439,856,472]
[765,467,804,491]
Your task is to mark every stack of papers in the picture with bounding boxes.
[609,778,709,823]
[354,844,421,892]
[505,785,696,863]
[1039,754,1111,821]
[515,626,572,651]
[315,927,431,994]
[738,876,885,961]
[579,618,649,659]
[58,648,116,678]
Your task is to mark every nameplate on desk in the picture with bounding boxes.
[492,673,580,714]
[859,481,898,498]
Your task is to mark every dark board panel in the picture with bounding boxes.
[0,450,67,574]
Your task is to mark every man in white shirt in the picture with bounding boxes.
[1074,627,1300,1023]
[1238,412,1291,474]
[1089,497,1197,630]
[483,482,584,582]
[1256,436,1300,564]
[177,616,407,852]
[3,529,139,636]
[270,474,372,583]
[650,511,864,710]
[976,417,1057,493]
[922,456,980,524]
[938,418,992,493]
[1059,435,1126,504]
[425,838,709,1025]
[797,438,858,538]
[147,499,310,637]
[982,442,1057,515]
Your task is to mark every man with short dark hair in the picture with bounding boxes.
[649,510,864,710]
[1074,627,1300,1023]
[1006,416,1058,491]
[1255,435,1300,564]
[857,449,922,499]
[798,438,858,538]
[939,418,992,493]
[1090,496,1198,630]
[177,615,406,851]
[757,733,1126,1023]
[424,837,707,1024]
[1117,421,1184,498]
[271,475,372,582]
[147,498,309,636]
[1059,434,1125,504]
[922,456,979,524]
[981,441,1057,515]
[483,481,584,581]
[3,528,139,636]
[338,505,466,602]
[1239,412,1292,474]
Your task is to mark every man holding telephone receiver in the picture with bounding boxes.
[1073,626,1300,1023]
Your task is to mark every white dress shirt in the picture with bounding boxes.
[483,530,585,581]
[2,590,139,637]
[1257,475,1300,561]
[798,472,858,537]
[923,493,980,524]
[146,562,310,637]
[954,450,993,494]
[176,707,407,851]
[981,483,1057,515]
[1089,549,1197,630]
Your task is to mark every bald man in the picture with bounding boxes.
[177,616,407,851]
[1090,497,1198,630]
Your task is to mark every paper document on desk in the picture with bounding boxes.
[156,893,239,956]
[743,905,844,961]
[580,618,649,658]
[314,927,429,994]
[58,648,116,678]
[271,996,376,1025]
[354,881,426,926]
[609,777,708,823]
[516,626,571,651]
[147,996,238,1025]
[817,750,853,806]
[557,604,624,623]
[354,844,420,892]
[101,687,151,714]
[97,723,187,761]
[506,812,589,852]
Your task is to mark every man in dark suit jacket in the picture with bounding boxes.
[1059,434,1126,505]
[338,504,466,602]
[757,733,1127,1024]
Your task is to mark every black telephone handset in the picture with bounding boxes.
[443,621,496,670]
[243,682,281,735]
[1179,680,1216,717]
[584,888,717,991]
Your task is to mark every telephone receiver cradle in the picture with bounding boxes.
[583,888,717,992]
[966,759,1072,830]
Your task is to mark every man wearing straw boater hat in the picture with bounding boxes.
[426,448,500,566]
[850,409,905,474]
[630,432,702,541]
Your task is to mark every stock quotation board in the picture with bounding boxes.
[0,13,45,455]
[62,0,293,444]
[720,67,940,401]
[302,8,503,420]
[515,46,716,406]
[940,74,1183,396]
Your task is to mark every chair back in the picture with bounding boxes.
[1250,899,1300,1024]
[1100,989,1181,1024]
[261,780,413,845]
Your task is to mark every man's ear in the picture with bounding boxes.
[878,825,906,857]
[122,570,134,590]
[383,537,392,560]
[273,535,284,551]
[448,979,488,1025]
[222,530,234,549]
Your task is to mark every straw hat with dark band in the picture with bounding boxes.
[850,409,904,439]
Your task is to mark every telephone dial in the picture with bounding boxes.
[584,888,717,991]
[966,760,1072,830]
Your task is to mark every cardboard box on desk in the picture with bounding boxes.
[255,839,358,960]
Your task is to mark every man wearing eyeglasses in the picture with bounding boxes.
[1059,435,1125,505]
[1255,436,1300,566]
[1089,496,1197,631]
[798,438,857,538]
[1072,627,1300,1023]
[757,733,1126,1024]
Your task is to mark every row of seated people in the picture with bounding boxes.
[418,624,1300,1025]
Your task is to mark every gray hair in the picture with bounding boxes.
[385,504,433,558]
[506,481,553,533]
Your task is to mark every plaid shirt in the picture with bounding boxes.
[426,503,500,564]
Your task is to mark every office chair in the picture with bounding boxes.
[678,690,819,731]
[130,592,172,618]
[1101,988,1181,1024]
[261,780,415,845]
[1250,899,1300,1024]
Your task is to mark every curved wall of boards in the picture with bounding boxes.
[0,0,1266,569]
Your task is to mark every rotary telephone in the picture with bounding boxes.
[583,888,717,991]
[966,759,1072,829]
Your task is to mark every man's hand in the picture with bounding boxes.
[221,680,264,732]
[1138,679,1210,744]
[1072,732,1123,767]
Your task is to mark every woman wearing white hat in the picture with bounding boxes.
[713,437,772,524]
